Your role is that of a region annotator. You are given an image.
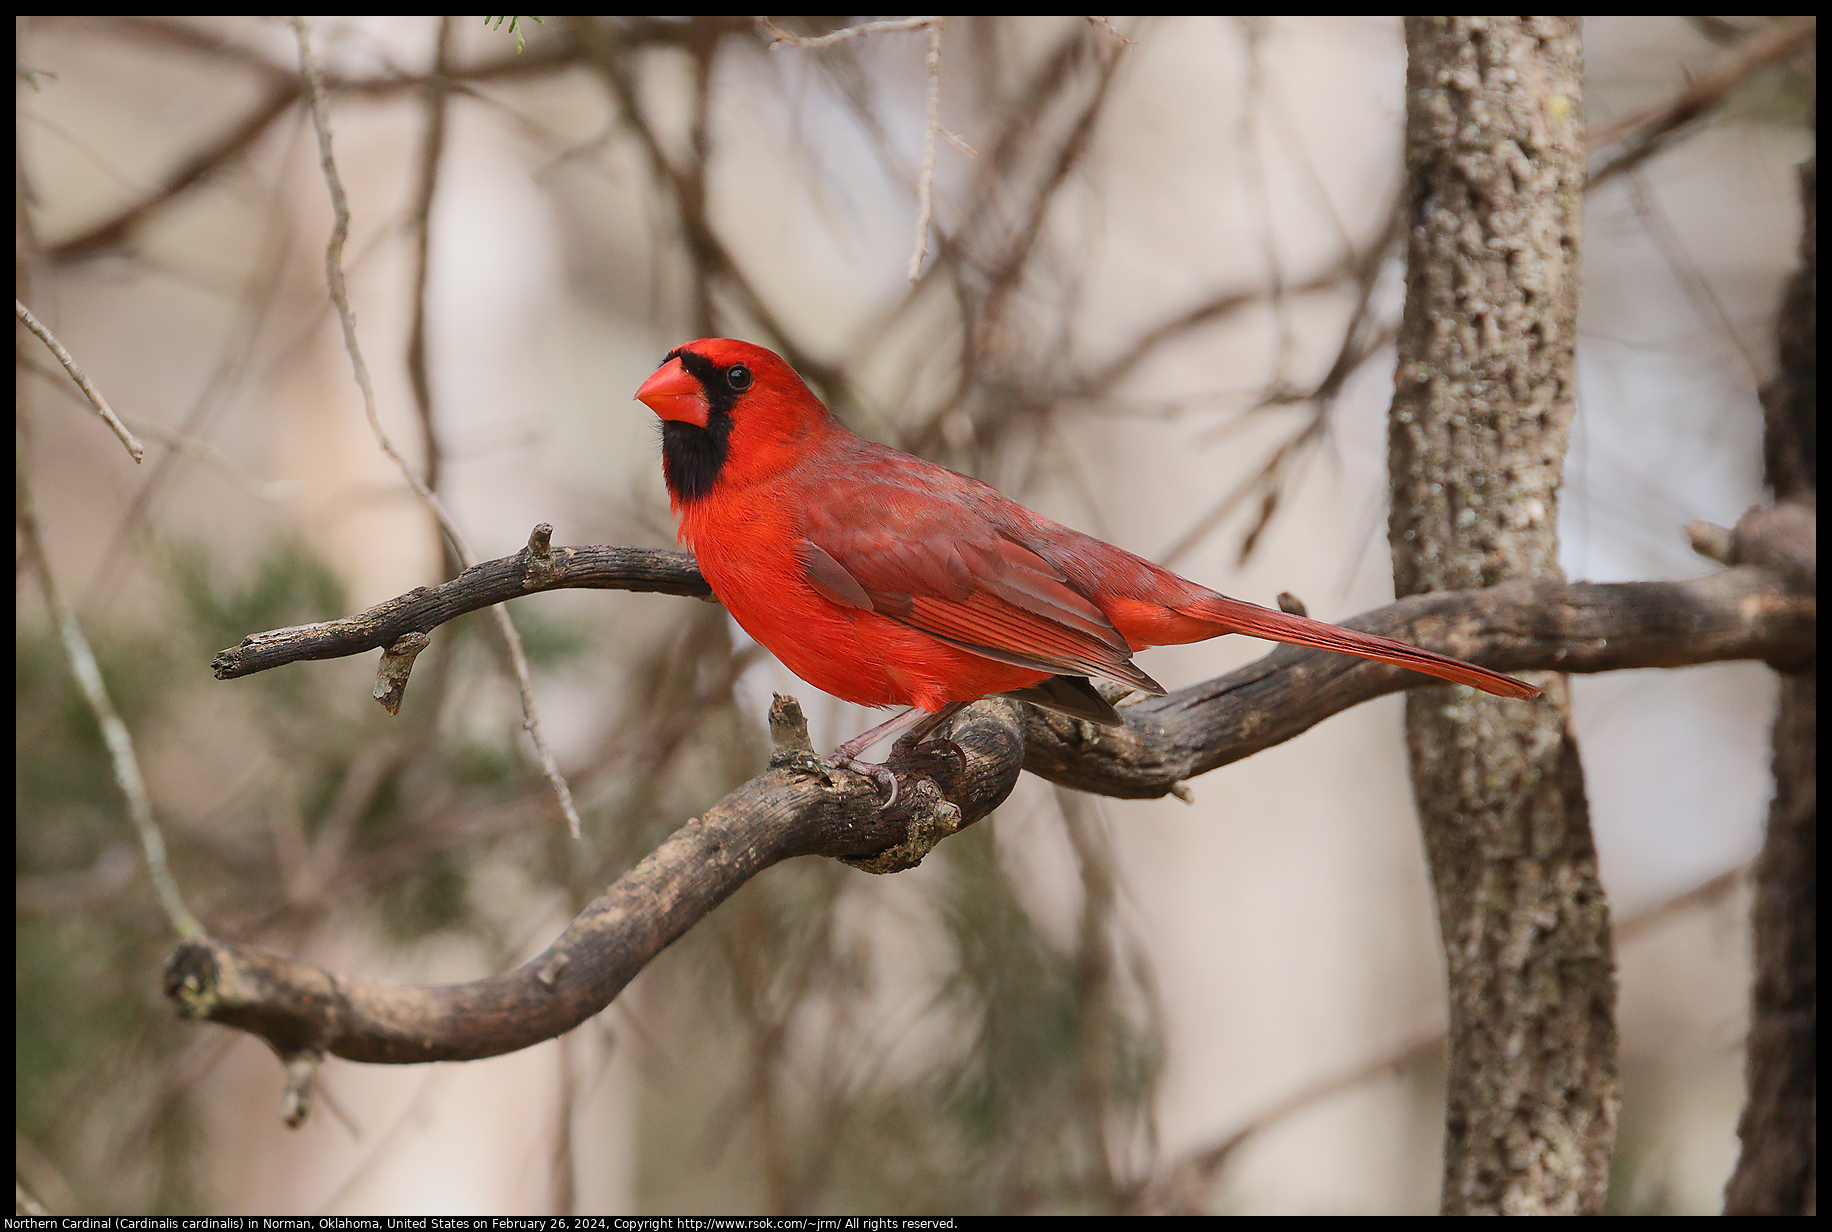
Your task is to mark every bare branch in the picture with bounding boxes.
[42,18,583,263]
[405,15,455,502]
[289,18,445,549]
[756,16,938,50]
[211,539,708,679]
[18,446,197,937]
[164,699,1028,1065]
[173,531,1811,1077]
[289,16,581,840]
[210,521,1814,794]
[909,18,946,282]
[16,299,144,461]
[1588,16,1816,189]
[1149,13,1813,570]
[1161,202,1404,568]
[757,16,974,284]
[1021,563,1813,799]
[1075,266,1354,398]
[572,17,854,399]
[44,82,299,263]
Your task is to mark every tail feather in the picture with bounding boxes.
[1176,591,1540,700]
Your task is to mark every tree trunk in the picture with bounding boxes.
[1390,17,1618,1215]
[1724,141,1816,1217]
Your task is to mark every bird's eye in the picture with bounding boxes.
[726,364,752,392]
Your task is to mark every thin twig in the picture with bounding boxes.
[288,16,582,841]
[17,353,300,500]
[16,299,144,461]
[1156,206,1405,569]
[1587,16,1816,189]
[17,438,198,937]
[908,19,946,282]
[1628,175,1766,383]
[572,19,851,399]
[897,24,1131,458]
[76,136,303,616]
[406,15,455,502]
[1163,15,1813,568]
[759,16,972,284]
[1233,18,1297,390]
[1085,16,1135,46]
[43,17,588,263]
[756,15,937,50]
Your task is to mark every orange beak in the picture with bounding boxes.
[635,358,709,428]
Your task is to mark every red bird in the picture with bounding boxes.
[637,339,1538,796]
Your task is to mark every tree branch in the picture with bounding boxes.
[1588,17,1816,190]
[211,519,1812,722]
[16,298,145,460]
[210,538,709,680]
[42,19,586,263]
[165,696,1025,1067]
[1018,556,1814,799]
[182,508,1812,1087]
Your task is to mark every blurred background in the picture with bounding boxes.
[15,15,1812,1216]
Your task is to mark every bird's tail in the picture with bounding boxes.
[1174,590,1541,700]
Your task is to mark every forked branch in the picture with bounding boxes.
[178,506,1813,1085]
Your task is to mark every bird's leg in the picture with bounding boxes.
[829,704,967,806]
[829,707,928,805]
[831,706,933,762]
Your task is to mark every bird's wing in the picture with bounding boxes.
[799,463,1166,696]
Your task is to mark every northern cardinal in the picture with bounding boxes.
[637,339,1538,798]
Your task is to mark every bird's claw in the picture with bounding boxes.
[895,734,968,779]
[833,732,962,810]
[836,755,900,807]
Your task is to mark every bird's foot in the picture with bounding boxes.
[828,703,968,808]
[833,737,964,808]
[892,731,968,779]
[835,755,902,807]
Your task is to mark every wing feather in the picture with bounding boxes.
[797,464,1166,696]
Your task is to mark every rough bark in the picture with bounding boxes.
[173,554,1815,1081]
[1392,17,1617,1215]
[1724,140,1816,1216]
[210,544,1814,798]
[165,696,1026,1068]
